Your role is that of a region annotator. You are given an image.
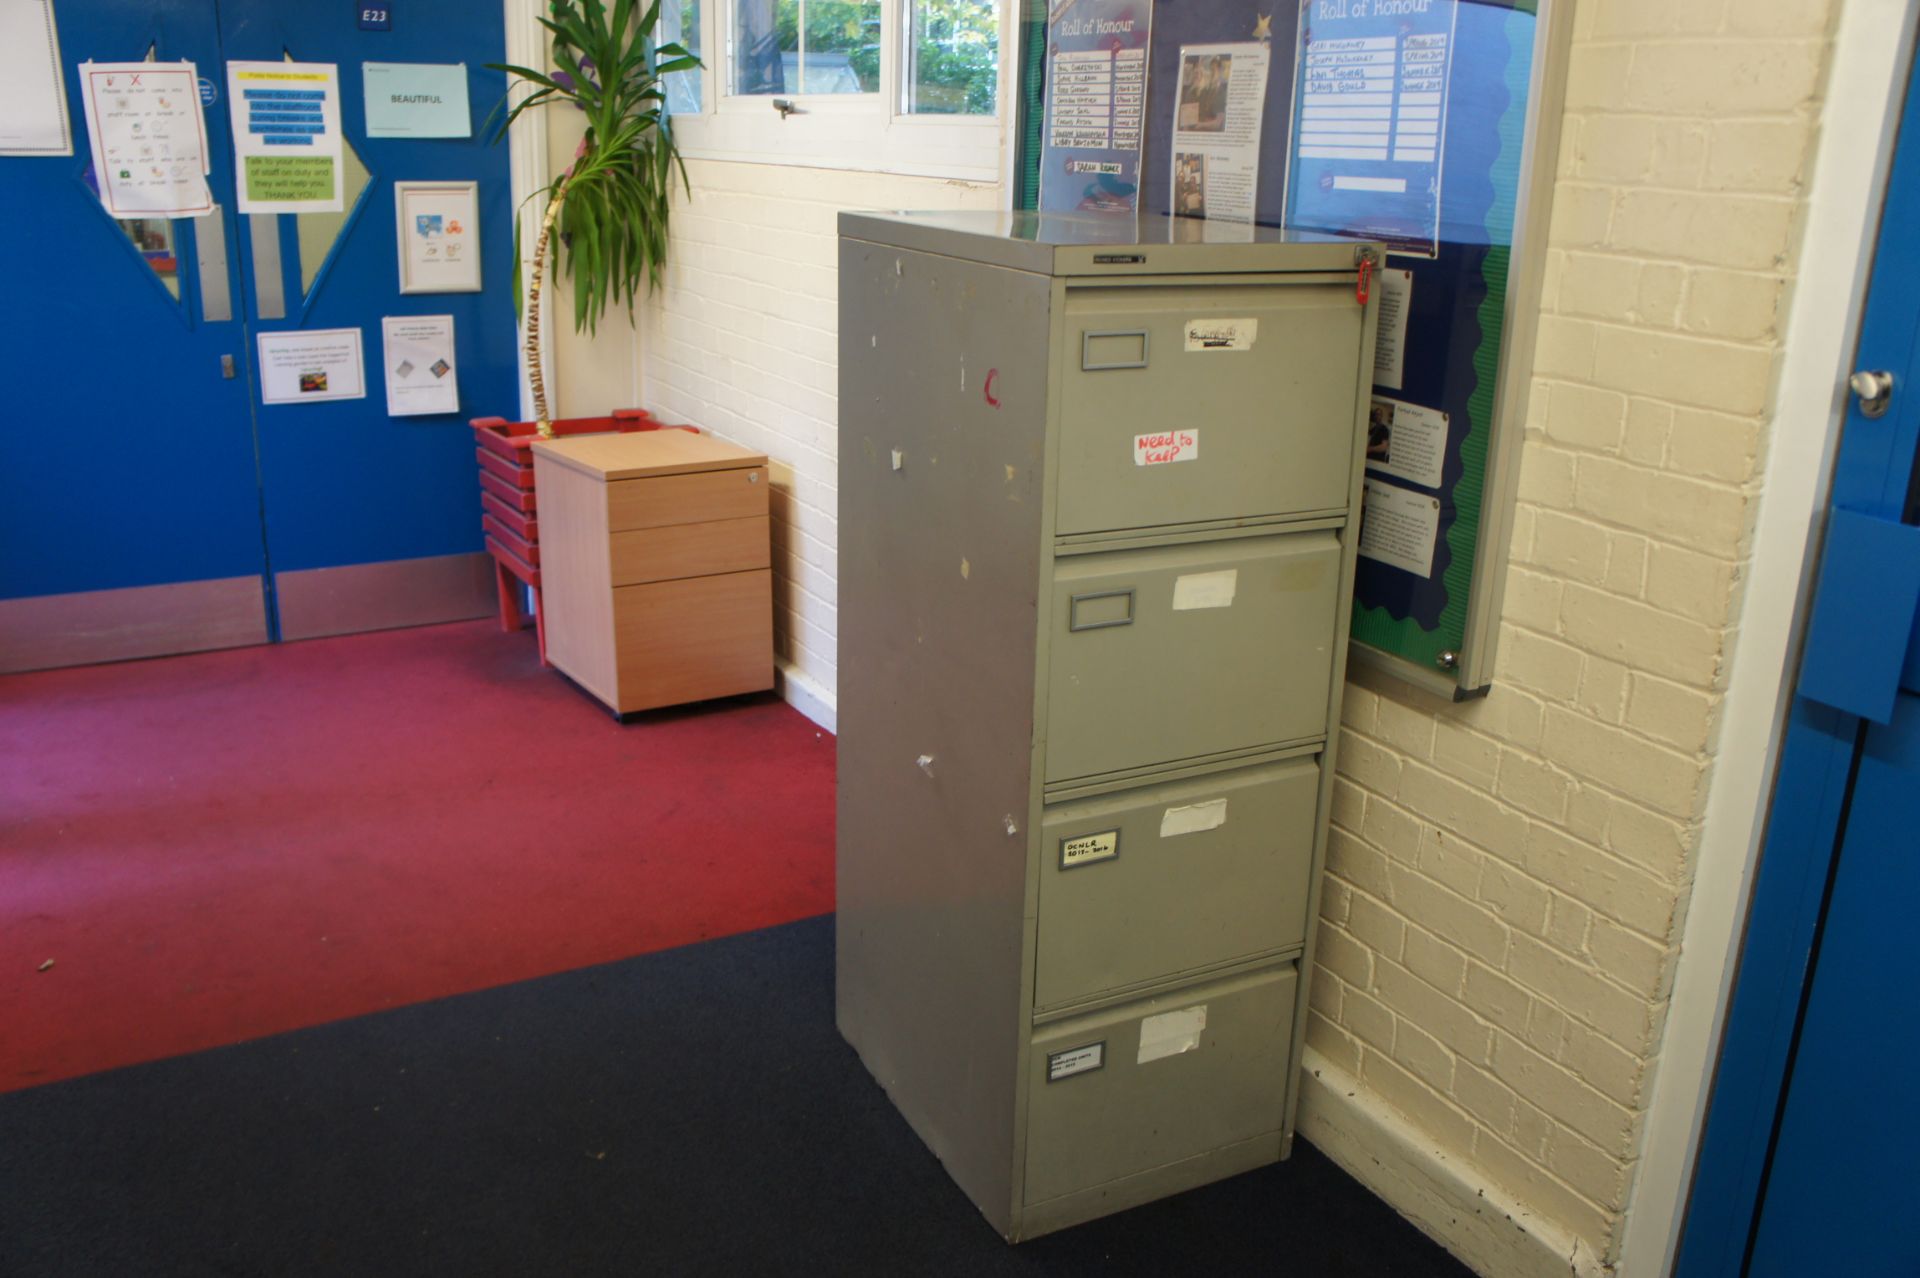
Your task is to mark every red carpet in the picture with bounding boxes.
[0,621,835,1093]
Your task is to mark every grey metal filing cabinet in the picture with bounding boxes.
[835,210,1379,1240]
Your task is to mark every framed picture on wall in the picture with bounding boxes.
[394,180,480,294]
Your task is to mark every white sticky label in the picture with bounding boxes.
[1134,429,1199,466]
[1048,1041,1106,1082]
[1138,1005,1207,1064]
[1172,570,1237,611]
[1061,829,1120,869]
[1160,798,1228,838]
[1185,318,1258,352]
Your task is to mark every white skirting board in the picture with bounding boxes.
[1296,1047,1610,1278]
[775,659,836,734]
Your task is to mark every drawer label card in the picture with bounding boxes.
[1134,429,1199,466]
[1138,1004,1208,1064]
[1172,570,1237,611]
[1185,318,1258,352]
[1047,1041,1106,1082]
[1060,828,1121,869]
[1160,799,1228,838]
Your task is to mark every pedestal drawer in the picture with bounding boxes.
[607,465,768,532]
[610,569,774,713]
[1035,760,1319,1010]
[610,516,770,586]
[1025,965,1295,1207]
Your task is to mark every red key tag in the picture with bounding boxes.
[1357,255,1374,306]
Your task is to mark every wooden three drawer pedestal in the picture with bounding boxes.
[531,431,775,717]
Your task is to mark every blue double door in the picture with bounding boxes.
[1679,43,1920,1278]
[2,0,517,665]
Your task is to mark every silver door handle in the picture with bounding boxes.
[1850,369,1893,418]
[221,354,236,379]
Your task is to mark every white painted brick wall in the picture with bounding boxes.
[638,160,1002,695]
[1307,2,1840,1264]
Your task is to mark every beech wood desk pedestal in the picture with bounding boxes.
[531,432,774,716]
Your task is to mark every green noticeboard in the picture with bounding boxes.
[1017,0,1573,698]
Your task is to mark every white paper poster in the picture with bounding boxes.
[0,0,71,155]
[1170,42,1272,226]
[258,328,366,404]
[227,61,344,214]
[1359,477,1441,578]
[75,62,213,217]
[363,63,471,139]
[1368,397,1448,490]
[1373,267,1413,389]
[382,315,459,417]
[395,181,481,294]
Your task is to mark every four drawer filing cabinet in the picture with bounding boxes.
[835,211,1380,1239]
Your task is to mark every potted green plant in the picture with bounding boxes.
[491,0,701,437]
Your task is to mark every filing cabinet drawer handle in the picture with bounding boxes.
[1069,589,1135,632]
[1081,329,1150,371]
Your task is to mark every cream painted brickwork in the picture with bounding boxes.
[1306,0,1840,1266]
[640,160,1002,694]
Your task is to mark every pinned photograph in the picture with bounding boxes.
[1177,53,1231,133]
[1174,153,1207,219]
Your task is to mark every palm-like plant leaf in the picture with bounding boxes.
[488,0,700,328]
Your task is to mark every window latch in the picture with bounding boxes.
[773,98,801,119]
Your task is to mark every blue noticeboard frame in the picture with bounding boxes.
[1016,0,1574,698]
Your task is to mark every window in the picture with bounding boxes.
[661,0,1009,180]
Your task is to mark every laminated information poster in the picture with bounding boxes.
[0,0,72,155]
[258,328,365,404]
[1287,0,1458,253]
[1037,0,1153,215]
[227,61,344,214]
[381,315,459,416]
[76,62,214,217]
[1169,41,1271,224]
[363,63,471,138]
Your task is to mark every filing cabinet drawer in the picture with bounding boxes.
[1056,282,1361,536]
[607,465,768,532]
[1036,760,1319,1010]
[610,516,770,586]
[1045,533,1341,782]
[1025,965,1296,1206]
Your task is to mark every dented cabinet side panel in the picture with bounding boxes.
[834,239,1052,1234]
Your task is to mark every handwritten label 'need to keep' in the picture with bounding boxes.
[1133,429,1200,466]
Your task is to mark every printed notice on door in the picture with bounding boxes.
[1170,41,1271,226]
[227,61,344,214]
[382,315,459,417]
[258,328,366,405]
[0,0,72,155]
[76,62,214,217]
[1359,477,1440,578]
[1038,0,1153,215]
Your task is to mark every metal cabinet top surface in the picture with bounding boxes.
[839,210,1374,278]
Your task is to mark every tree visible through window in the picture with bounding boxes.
[904,0,997,115]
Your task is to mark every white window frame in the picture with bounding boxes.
[668,0,1015,183]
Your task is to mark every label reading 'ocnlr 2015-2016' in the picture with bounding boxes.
[1060,829,1120,869]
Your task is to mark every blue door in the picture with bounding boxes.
[219,0,517,640]
[1677,50,1920,1278]
[1,0,270,667]
[2,0,516,667]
